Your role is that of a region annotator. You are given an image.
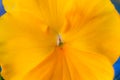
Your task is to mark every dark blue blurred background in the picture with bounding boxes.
[0,0,5,16]
[0,0,120,80]
[111,0,120,13]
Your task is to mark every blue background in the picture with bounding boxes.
[111,0,120,13]
[0,0,120,80]
[0,0,5,16]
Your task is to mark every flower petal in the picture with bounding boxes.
[3,0,74,32]
[24,46,114,80]
[61,0,120,64]
[0,13,57,79]
[3,0,119,32]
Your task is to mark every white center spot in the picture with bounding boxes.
[57,34,63,46]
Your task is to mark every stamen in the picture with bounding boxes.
[57,34,63,46]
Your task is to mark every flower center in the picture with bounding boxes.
[57,34,63,46]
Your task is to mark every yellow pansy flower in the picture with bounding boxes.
[0,0,120,80]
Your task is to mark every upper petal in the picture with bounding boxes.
[3,0,117,32]
[61,0,120,64]
[2,0,74,32]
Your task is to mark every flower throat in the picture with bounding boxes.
[57,34,63,46]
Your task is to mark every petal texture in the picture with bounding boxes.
[0,0,120,80]
[0,13,57,80]
[24,46,114,80]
